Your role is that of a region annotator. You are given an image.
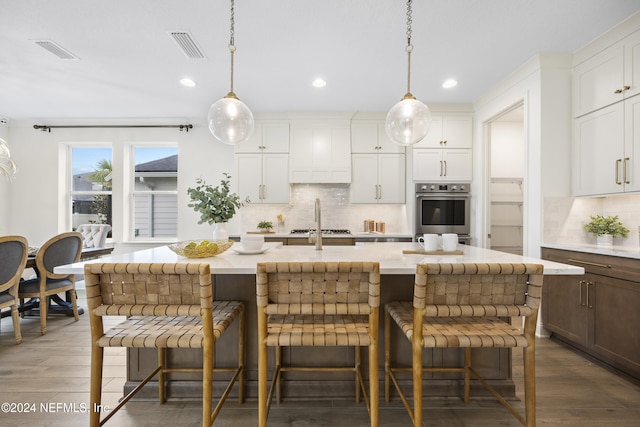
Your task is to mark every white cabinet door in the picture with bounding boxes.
[236,153,263,202]
[624,95,640,192]
[414,115,472,149]
[351,153,405,203]
[350,121,404,154]
[573,103,625,196]
[412,149,444,181]
[412,149,472,181]
[573,45,625,117]
[441,150,473,181]
[377,153,405,203]
[236,153,290,204]
[235,121,290,153]
[289,121,351,183]
[350,154,379,203]
[262,154,290,203]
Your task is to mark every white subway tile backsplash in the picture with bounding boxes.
[238,184,409,234]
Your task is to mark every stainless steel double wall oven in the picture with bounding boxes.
[415,183,471,244]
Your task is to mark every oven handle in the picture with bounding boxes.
[415,194,471,198]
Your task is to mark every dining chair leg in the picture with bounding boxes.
[39,297,48,335]
[69,290,79,321]
[90,345,104,427]
[11,305,22,344]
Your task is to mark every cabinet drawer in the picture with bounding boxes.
[541,248,640,282]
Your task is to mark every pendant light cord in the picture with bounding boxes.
[405,0,414,97]
[228,0,236,96]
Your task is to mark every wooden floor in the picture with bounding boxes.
[1,289,639,426]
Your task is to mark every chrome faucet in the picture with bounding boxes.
[313,198,322,250]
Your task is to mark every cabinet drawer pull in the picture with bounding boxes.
[587,281,594,309]
[579,280,586,307]
[616,159,622,185]
[440,160,443,176]
[443,160,447,176]
[567,258,612,268]
[614,85,631,94]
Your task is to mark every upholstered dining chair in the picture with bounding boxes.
[384,263,544,427]
[76,224,111,248]
[0,235,29,344]
[18,231,82,335]
[85,262,245,427]
[256,261,380,427]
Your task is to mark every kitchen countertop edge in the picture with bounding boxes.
[541,243,640,260]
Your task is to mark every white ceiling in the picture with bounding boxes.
[2,0,640,120]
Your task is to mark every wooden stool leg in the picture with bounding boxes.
[369,310,379,427]
[384,309,391,403]
[158,348,165,403]
[258,310,268,427]
[203,341,213,427]
[412,335,422,426]
[464,348,471,404]
[355,346,361,403]
[238,306,245,403]
[90,345,104,427]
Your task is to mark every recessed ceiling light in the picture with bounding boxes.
[180,78,196,87]
[312,78,327,88]
[442,79,458,89]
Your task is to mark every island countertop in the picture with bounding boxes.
[55,242,584,275]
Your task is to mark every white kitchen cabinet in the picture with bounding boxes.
[350,120,405,154]
[236,153,290,204]
[351,153,405,204]
[289,120,351,183]
[573,95,640,196]
[413,115,473,149]
[412,149,472,182]
[573,31,640,117]
[234,121,290,154]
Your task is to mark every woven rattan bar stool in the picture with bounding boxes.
[85,263,245,427]
[385,263,544,427]
[256,261,380,427]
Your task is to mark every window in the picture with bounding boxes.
[131,146,178,239]
[70,147,113,231]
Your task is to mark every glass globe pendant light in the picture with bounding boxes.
[385,0,431,146]
[208,0,254,145]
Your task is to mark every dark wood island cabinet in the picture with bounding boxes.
[541,247,640,380]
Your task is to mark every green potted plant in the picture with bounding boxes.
[583,215,629,247]
[257,220,274,233]
[187,173,248,240]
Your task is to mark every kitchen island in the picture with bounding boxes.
[56,242,583,401]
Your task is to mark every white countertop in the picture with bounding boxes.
[232,233,414,240]
[542,243,640,260]
[55,242,584,276]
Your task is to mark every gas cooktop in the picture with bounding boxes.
[289,229,352,235]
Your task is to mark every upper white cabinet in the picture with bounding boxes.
[351,153,405,204]
[573,96,640,196]
[236,153,290,204]
[350,120,405,153]
[234,120,290,203]
[413,115,473,149]
[234,121,290,154]
[573,31,640,117]
[413,149,472,182]
[289,120,351,183]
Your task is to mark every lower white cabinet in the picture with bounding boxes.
[412,149,472,181]
[351,153,405,203]
[236,153,289,204]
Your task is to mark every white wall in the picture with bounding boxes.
[0,120,11,235]
[490,121,524,178]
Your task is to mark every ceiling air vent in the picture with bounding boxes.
[168,31,205,59]
[34,40,78,60]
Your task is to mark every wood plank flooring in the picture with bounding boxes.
[1,289,639,426]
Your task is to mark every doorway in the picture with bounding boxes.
[488,104,524,255]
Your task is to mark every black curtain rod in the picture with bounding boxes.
[33,124,193,133]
